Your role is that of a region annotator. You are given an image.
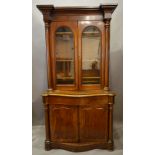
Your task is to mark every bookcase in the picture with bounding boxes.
[37,4,117,152]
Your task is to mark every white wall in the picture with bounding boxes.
[32,0,123,124]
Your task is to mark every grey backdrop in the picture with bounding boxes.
[32,0,123,125]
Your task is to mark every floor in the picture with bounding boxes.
[32,122,123,155]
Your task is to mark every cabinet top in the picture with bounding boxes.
[42,90,116,97]
[37,4,117,22]
[36,4,117,11]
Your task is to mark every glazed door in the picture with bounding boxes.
[50,22,78,90]
[50,104,78,142]
[78,21,105,90]
[79,105,108,142]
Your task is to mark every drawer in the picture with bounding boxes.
[48,96,80,105]
[80,96,108,105]
[48,95,109,106]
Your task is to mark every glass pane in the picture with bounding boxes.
[82,26,101,84]
[55,27,75,84]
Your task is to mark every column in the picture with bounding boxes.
[42,95,51,150]
[104,19,111,91]
[45,22,52,90]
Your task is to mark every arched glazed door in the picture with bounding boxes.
[78,21,105,90]
[50,22,78,90]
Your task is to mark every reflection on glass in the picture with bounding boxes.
[82,26,101,84]
[55,27,75,84]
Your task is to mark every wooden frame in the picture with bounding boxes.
[50,21,78,90]
[78,21,104,90]
[37,4,117,152]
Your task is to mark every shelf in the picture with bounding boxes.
[83,32,100,34]
[82,76,100,84]
[57,77,74,85]
[57,77,100,81]
[56,60,73,62]
[56,78,74,84]
[56,58,73,62]
[82,60,99,62]
[82,77,100,79]
[57,77,74,80]
[82,32,100,37]
[82,81,99,83]
[56,31,100,37]
[56,32,100,35]
[56,32,72,35]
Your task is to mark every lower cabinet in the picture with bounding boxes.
[50,104,109,143]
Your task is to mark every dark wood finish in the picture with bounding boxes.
[104,19,111,91]
[108,96,114,145]
[42,92,115,151]
[49,141,113,152]
[79,105,108,142]
[37,4,117,152]
[42,95,51,150]
[50,104,78,142]
[45,22,53,90]
[78,21,104,90]
[50,21,78,90]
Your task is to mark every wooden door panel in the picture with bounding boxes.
[50,21,78,90]
[50,104,78,142]
[78,21,105,90]
[79,105,108,142]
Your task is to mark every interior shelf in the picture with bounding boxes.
[56,31,100,37]
[56,32,72,34]
[57,77,74,80]
[82,60,99,62]
[56,59,73,62]
[82,77,100,79]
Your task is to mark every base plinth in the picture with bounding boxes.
[45,141,114,152]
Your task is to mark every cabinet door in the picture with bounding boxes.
[79,105,108,142]
[50,104,78,142]
[78,21,104,90]
[50,22,78,90]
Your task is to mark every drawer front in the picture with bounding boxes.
[80,96,108,105]
[48,95,108,106]
[49,96,79,105]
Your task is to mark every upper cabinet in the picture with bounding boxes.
[51,21,104,90]
[37,5,118,91]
